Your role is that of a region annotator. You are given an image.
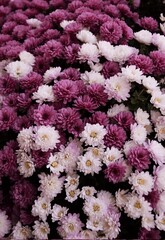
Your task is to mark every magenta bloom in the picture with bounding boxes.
[13,116,31,132]
[138,228,161,240]
[64,44,80,64]
[12,180,37,208]
[145,189,160,209]
[20,72,42,92]
[128,54,154,75]
[32,150,51,168]
[74,94,98,112]
[113,111,135,130]
[59,68,80,81]
[140,17,158,32]
[33,104,56,126]
[104,4,120,18]
[104,161,126,183]
[89,111,109,126]
[20,209,36,225]
[77,12,99,28]
[104,124,127,149]
[150,51,165,76]
[56,107,81,130]
[0,107,17,131]
[87,83,108,106]
[100,20,123,44]
[53,80,79,104]
[3,93,18,109]
[102,61,120,78]
[127,146,150,170]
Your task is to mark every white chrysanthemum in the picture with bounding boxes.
[81,70,105,85]
[60,20,75,28]
[80,186,97,199]
[152,33,165,52]
[155,116,165,141]
[17,127,34,152]
[107,103,129,118]
[135,108,150,126]
[77,151,102,175]
[121,65,143,84]
[113,45,139,63]
[155,214,165,231]
[142,76,159,93]
[34,126,60,152]
[80,123,107,147]
[97,190,115,206]
[65,186,80,203]
[12,222,32,240]
[32,221,50,240]
[129,171,154,195]
[32,85,55,103]
[43,67,61,83]
[131,123,147,145]
[105,75,131,102]
[32,196,51,222]
[0,211,11,238]
[103,216,121,240]
[47,153,64,175]
[97,41,115,61]
[84,196,107,218]
[86,146,104,160]
[19,51,35,66]
[156,191,165,213]
[79,229,97,239]
[52,204,68,222]
[26,18,42,28]
[134,30,152,45]
[150,90,165,110]
[78,43,99,63]
[38,173,64,200]
[103,147,123,166]
[142,212,155,231]
[88,61,103,72]
[156,165,165,191]
[125,194,152,219]
[64,174,80,189]
[86,216,103,231]
[147,140,165,165]
[17,155,35,178]
[5,61,32,79]
[115,189,130,209]
[76,29,97,43]
[150,110,161,124]
[160,23,165,35]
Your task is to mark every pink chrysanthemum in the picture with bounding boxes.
[12,180,37,208]
[104,124,127,149]
[140,17,158,32]
[33,104,56,126]
[74,94,98,112]
[89,111,109,126]
[127,146,150,170]
[87,83,108,106]
[32,150,51,168]
[104,161,126,183]
[0,107,17,131]
[53,80,79,104]
[113,111,135,131]
[102,61,120,78]
[149,51,165,76]
[138,228,161,240]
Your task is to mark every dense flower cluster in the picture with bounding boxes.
[0,0,165,239]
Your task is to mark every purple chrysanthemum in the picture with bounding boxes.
[64,44,80,64]
[89,111,109,126]
[128,54,154,75]
[113,111,135,130]
[0,107,17,131]
[102,61,121,78]
[140,17,158,32]
[104,161,126,183]
[149,50,165,76]
[138,228,161,240]
[74,94,98,112]
[59,68,80,81]
[87,83,108,106]
[33,104,56,126]
[104,124,127,149]
[127,146,150,170]
[145,189,160,209]
[12,180,37,208]
[53,80,79,104]
[32,150,51,168]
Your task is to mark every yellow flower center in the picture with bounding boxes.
[51,161,58,168]
[92,148,99,156]
[85,189,91,196]
[68,223,74,231]
[159,128,165,134]
[41,134,48,141]
[42,203,47,209]
[90,131,97,138]
[137,178,145,185]
[69,190,75,197]
[93,204,100,212]
[108,155,115,161]
[70,179,77,185]
[86,160,92,167]
[24,162,31,169]
[134,201,141,209]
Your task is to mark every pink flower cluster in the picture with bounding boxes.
[0,0,165,239]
